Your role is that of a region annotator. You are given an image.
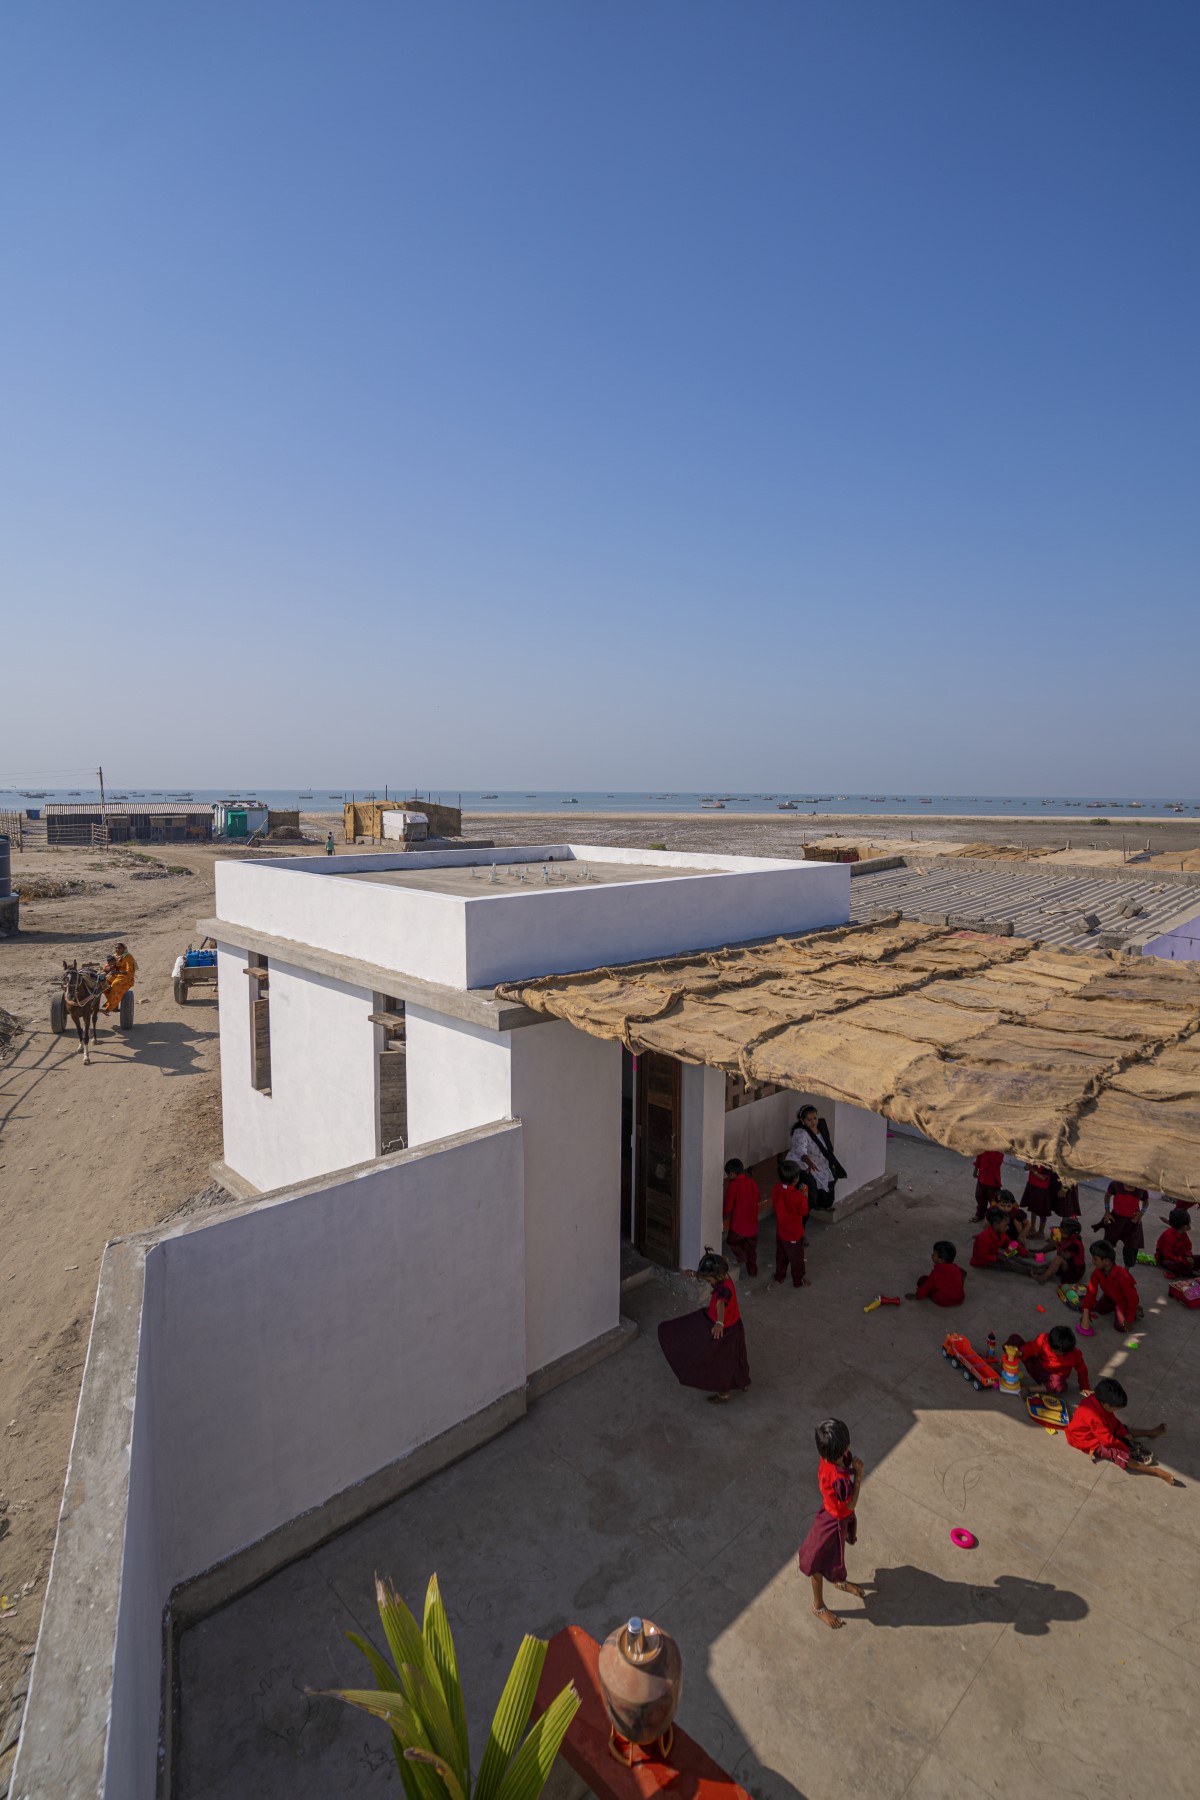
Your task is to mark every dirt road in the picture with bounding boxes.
[0,840,229,1710]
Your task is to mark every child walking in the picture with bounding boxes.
[657,1249,751,1405]
[722,1158,761,1278]
[772,1159,811,1288]
[797,1419,866,1629]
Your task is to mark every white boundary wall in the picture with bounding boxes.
[15,1123,526,1800]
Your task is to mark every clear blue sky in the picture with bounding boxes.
[3,2,1197,793]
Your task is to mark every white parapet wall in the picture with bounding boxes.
[14,1122,527,1800]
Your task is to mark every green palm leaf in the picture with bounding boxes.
[474,1636,547,1800]
[423,1574,470,1782]
[405,1745,467,1800]
[376,1577,430,1697]
[348,1631,402,1693]
[402,1659,468,1790]
[492,1684,580,1800]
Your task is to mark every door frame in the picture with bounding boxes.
[634,1050,681,1267]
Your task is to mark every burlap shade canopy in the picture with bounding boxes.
[498,917,1200,1199]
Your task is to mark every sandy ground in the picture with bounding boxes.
[2,808,1198,1729]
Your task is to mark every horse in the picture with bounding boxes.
[61,960,104,1064]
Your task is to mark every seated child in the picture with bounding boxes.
[1078,1240,1140,1335]
[1035,1218,1086,1287]
[907,1240,965,1306]
[1008,1324,1089,1395]
[1155,1207,1200,1278]
[771,1159,811,1288]
[1064,1377,1174,1483]
[995,1189,1031,1253]
[722,1158,761,1278]
[971,1208,1007,1268]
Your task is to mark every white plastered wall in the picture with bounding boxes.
[679,1064,728,1268]
[406,1008,622,1376]
[216,945,379,1192]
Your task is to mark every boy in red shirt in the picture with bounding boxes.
[907,1240,965,1306]
[722,1157,761,1278]
[971,1208,1007,1268]
[1098,1181,1148,1268]
[1008,1324,1089,1395]
[1065,1378,1174,1483]
[971,1150,1005,1221]
[1035,1218,1086,1288]
[771,1159,810,1288]
[1078,1240,1140,1335]
[1155,1207,1199,1277]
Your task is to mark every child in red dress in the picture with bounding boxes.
[722,1158,761,1278]
[797,1418,866,1629]
[1078,1240,1140,1336]
[1155,1207,1199,1277]
[1098,1181,1148,1269]
[907,1240,965,1306]
[1035,1218,1086,1287]
[657,1248,751,1404]
[1064,1378,1174,1483]
[971,1209,1007,1268]
[1021,1164,1055,1241]
[771,1159,810,1288]
[971,1150,1005,1221]
[1008,1324,1089,1395]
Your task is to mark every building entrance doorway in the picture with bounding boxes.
[634,1050,681,1267]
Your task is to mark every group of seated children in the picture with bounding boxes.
[1016,1328,1175,1484]
[722,1157,812,1290]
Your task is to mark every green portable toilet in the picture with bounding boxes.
[227,809,248,838]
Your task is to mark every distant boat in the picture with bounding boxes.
[299,793,314,799]
[919,798,932,804]
[562,797,578,805]
[701,800,725,810]
[777,800,797,810]
[481,793,499,800]
[327,793,343,799]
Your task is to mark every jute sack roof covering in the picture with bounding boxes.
[498,918,1200,1199]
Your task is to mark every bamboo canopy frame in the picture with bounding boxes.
[498,916,1200,1200]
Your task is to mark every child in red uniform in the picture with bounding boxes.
[1055,1179,1081,1220]
[1065,1378,1174,1483]
[722,1158,761,1278]
[1078,1240,1140,1335]
[1008,1324,1089,1395]
[1021,1164,1055,1241]
[771,1159,810,1288]
[1155,1207,1199,1277]
[1035,1218,1086,1287]
[1097,1181,1148,1269]
[971,1150,1005,1221]
[907,1241,965,1306]
[971,1208,1007,1268]
[797,1418,867,1629]
[657,1248,751,1404]
[995,1190,1031,1254]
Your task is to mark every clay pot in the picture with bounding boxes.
[597,1617,683,1750]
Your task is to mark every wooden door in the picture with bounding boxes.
[378,1045,408,1154]
[635,1051,681,1267]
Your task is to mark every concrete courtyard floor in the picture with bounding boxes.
[178,1137,1200,1800]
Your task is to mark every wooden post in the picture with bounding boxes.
[97,765,109,849]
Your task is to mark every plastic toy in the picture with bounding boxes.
[1076,1323,1096,1336]
[950,1528,977,1549]
[998,1341,1022,1396]
[1035,1304,1047,1313]
[1124,1338,1140,1350]
[1168,1278,1200,1310]
[941,1333,999,1391]
[1135,1250,1155,1265]
[1057,1283,1084,1311]
[1025,1392,1069,1434]
[863,1294,901,1312]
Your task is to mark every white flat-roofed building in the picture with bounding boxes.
[206,842,884,1383]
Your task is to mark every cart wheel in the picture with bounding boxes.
[972,1378,982,1391]
[174,978,188,1005]
[118,990,135,1030]
[942,1347,950,1359]
[50,993,66,1035]
[962,1368,972,1382]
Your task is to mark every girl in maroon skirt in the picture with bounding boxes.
[657,1248,751,1405]
[797,1418,865,1629]
[1021,1164,1055,1241]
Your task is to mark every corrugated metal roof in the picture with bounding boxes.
[45,801,214,817]
[851,863,1200,948]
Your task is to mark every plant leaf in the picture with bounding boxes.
[405,1745,467,1800]
[402,1659,468,1791]
[474,1637,548,1800]
[347,1631,402,1693]
[326,1685,444,1800]
[376,1576,430,1700]
[492,1684,580,1800]
[423,1574,470,1785]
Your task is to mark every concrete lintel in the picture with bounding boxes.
[194,915,543,1031]
[11,1241,146,1800]
[808,1170,899,1225]
[525,1317,638,1402]
[208,1159,261,1202]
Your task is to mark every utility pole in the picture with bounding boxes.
[97,765,108,849]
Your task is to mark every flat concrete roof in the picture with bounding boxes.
[341,858,720,897]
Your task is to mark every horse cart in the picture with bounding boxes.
[51,961,133,1059]
[173,938,218,1005]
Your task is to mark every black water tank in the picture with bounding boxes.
[0,834,10,899]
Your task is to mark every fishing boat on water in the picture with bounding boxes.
[777,800,797,810]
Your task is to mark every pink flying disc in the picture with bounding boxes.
[1076,1324,1096,1337]
[950,1528,977,1550]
